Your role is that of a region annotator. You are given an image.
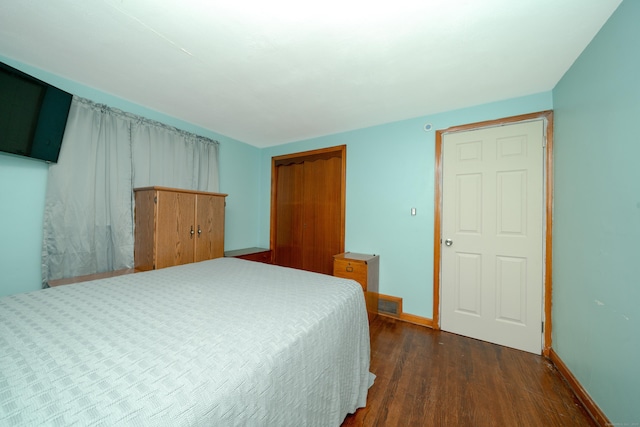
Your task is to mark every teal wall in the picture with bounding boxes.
[0,55,262,297]
[552,1,639,423]
[0,154,48,295]
[260,92,552,318]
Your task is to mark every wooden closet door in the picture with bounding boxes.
[274,162,305,269]
[156,190,196,268]
[194,193,225,262]
[271,145,345,276]
[302,156,342,275]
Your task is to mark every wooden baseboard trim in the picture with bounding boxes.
[548,349,610,427]
[377,293,433,327]
[399,312,434,328]
[378,312,433,328]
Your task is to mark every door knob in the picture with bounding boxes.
[444,239,453,246]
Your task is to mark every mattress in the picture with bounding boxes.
[0,258,373,426]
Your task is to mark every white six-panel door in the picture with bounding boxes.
[440,120,544,354]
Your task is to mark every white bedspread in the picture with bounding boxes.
[0,258,372,426]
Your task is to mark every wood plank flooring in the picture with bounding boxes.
[342,316,596,427]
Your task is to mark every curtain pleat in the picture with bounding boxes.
[42,97,220,284]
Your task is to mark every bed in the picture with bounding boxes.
[0,258,373,426]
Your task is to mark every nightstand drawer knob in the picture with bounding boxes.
[346,266,353,272]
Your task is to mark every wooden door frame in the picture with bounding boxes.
[433,111,554,356]
[270,145,347,261]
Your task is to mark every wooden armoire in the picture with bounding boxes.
[270,145,346,275]
[134,186,227,271]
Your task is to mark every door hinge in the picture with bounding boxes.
[541,321,544,333]
[154,196,157,203]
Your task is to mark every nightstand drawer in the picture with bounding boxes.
[333,258,368,291]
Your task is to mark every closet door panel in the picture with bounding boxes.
[274,163,304,269]
[303,156,342,275]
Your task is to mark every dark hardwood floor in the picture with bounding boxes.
[342,316,596,427]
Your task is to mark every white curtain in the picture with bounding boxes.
[42,97,219,284]
[131,118,220,190]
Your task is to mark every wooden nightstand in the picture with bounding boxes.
[224,247,273,264]
[333,252,379,321]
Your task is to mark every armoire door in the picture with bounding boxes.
[195,193,226,262]
[156,190,196,268]
[271,145,346,275]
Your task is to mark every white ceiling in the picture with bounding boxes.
[0,0,622,148]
